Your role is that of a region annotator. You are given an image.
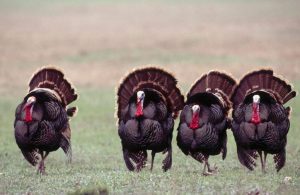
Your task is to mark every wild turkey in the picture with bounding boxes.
[231,69,296,172]
[177,71,236,175]
[116,67,184,172]
[14,67,78,174]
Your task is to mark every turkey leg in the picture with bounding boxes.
[258,150,267,173]
[263,151,267,173]
[203,157,217,176]
[202,159,213,176]
[37,151,49,175]
[150,151,156,171]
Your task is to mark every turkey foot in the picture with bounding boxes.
[207,163,218,173]
[202,159,216,176]
[202,162,213,176]
[202,171,214,176]
[37,160,46,175]
[37,151,49,175]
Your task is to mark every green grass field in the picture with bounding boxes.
[0,85,299,194]
[0,0,300,194]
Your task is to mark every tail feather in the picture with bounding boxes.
[208,71,237,96]
[283,91,297,104]
[270,76,295,103]
[116,66,184,119]
[29,66,78,106]
[234,70,273,105]
[188,71,236,98]
[187,71,237,112]
[188,74,207,97]
[231,69,296,107]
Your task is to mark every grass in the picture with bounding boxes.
[0,84,299,194]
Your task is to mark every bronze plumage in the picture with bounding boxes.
[231,69,296,172]
[177,71,236,175]
[14,66,78,174]
[117,67,184,171]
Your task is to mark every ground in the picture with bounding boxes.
[0,0,300,194]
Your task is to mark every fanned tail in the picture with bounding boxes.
[187,71,237,112]
[28,66,78,106]
[231,69,296,108]
[271,76,297,104]
[116,66,184,119]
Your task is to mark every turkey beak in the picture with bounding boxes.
[137,97,144,109]
[137,97,141,103]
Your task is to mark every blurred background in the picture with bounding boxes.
[1,0,300,194]
[0,0,299,92]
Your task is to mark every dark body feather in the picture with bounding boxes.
[231,70,296,172]
[14,67,77,173]
[177,71,236,175]
[177,99,228,156]
[117,67,184,172]
[119,89,173,150]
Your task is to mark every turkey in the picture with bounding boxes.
[117,67,184,172]
[231,69,296,172]
[177,71,236,175]
[14,67,78,174]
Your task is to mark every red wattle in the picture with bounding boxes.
[25,105,33,122]
[251,103,261,125]
[190,113,199,130]
[135,101,143,117]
